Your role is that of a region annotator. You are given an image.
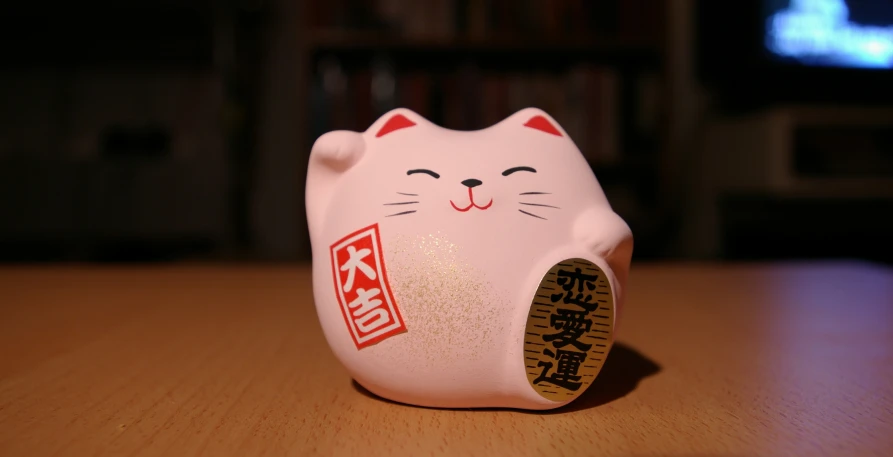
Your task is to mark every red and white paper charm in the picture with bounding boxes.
[330,223,406,349]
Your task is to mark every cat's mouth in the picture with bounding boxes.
[450,188,493,212]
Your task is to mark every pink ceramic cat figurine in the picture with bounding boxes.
[306,107,633,410]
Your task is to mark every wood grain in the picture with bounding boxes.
[1,262,891,456]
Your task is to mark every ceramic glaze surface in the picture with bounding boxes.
[306,107,633,410]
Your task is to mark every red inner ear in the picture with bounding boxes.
[523,115,563,137]
[375,114,417,138]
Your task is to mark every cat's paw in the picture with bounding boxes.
[306,130,366,238]
[573,206,633,279]
[310,130,366,171]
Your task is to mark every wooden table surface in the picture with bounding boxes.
[1,262,891,456]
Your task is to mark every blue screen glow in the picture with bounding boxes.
[766,0,893,69]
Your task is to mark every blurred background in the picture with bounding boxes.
[1,0,891,264]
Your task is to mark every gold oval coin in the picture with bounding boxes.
[523,258,615,402]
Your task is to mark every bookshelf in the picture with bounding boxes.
[0,2,237,262]
[298,0,671,259]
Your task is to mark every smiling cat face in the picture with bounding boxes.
[306,107,612,240]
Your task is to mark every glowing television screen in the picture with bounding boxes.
[765,0,893,69]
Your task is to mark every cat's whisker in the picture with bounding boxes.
[518,209,547,220]
[519,191,551,195]
[384,201,419,206]
[519,202,560,209]
[386,210,417,217]
[397,192,419,196]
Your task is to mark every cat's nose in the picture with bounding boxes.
[461,179,483,188]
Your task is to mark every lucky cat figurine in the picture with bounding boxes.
[306,107,633,410]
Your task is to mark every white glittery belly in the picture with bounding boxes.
[382,232,514,375]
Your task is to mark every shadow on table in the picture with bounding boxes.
[350,342,660,414]
[537,342,661,414]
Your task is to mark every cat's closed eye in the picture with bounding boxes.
[502,166,537,176]
[407,169,440,179]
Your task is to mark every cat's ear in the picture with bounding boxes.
[366,108,425,139]
[501,107,568,138]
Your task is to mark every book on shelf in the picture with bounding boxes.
[306,60,656,167]
[307,0,663,44]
